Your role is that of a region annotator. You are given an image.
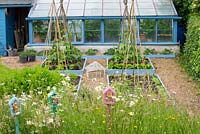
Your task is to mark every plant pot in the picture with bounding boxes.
[19,56,28,63]
[28,55,36,62]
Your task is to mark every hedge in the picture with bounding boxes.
[182,15,200,81]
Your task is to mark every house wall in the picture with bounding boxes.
[0,8,7,56]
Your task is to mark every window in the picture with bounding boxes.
[33,20,48,43]
[68,20,82,42]
[157,19,173,42]
[140,19,156,42]
[104,19,120,42]
[85,20,101,42]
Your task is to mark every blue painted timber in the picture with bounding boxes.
[26,16,182,21]
[6,8,15,48]
[0,8,7,56]
[106,57,155,75]
[146,54,176,58]
[58,58,87,75]
[155,74,171,98]
[82,55,112,59]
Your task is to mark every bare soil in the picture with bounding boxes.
[0,56,42,69]
[81,59,107,90]
[151,58,200,117]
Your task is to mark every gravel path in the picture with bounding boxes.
[151,58,200,117]
[0,56,42,69]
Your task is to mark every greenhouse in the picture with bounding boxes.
[26,0,181,46]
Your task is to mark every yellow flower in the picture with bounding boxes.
[171,117,176,120]
[128,112,134,116]
[102,121,106,124]
[134,125,137,129]
[95,107,99,110]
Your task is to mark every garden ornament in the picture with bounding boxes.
[103,87,116,134]
[8,95,22,134]
[48,90,59,120]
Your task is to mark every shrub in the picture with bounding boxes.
[0,65,65,97]
[85,49,98,55]
[182,15,200,81]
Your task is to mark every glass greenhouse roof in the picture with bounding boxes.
[28,0,177,18]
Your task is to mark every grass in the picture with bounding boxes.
[0,62,200,133]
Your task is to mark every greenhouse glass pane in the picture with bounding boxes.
[103,9,121,16]
[85,2,102,10]
[87,0,102,2]
[85,9,102,16]
[33,21,48,43]
[139,19,156,42]
[137,2,154,8]
[30,10,50,17]
[104,0,119,2]
[157,8,175,15]
[67,9,84,16]
[35,4,51,10]
[104,19,121,42]
[139,8,156,16]
[68,20,82,42]
[157,19,173,42]
[85,20,101,42]
[68,3,85,10]
[37,0,69,4]
[103,2,120,9]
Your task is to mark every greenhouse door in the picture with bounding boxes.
[85,20,101,43]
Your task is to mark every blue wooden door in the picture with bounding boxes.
[0,8,6,56]
[6,8,15,49]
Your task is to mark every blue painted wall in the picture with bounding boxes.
[0,8,7,56]
[6,8,15,49]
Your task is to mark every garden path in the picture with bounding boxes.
[0,56,42,69]
[81,58,107,90]
[151,58,200,117]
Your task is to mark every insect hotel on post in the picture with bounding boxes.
[103,87,116,105]
[85,61,106,78]
[8,95,22,117]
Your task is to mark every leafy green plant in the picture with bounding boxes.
[85,48,98,55]
[161,48,173,54]
[181,15,200,81]
[144,48,158,55]
[108,44,152,69]
[19,51,28,57]
[104,48,117,55]
[26,49,37,56]
[0,64,65,97]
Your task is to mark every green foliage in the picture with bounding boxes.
[0,64,64,97]
[85,49,98,55]
[44,42,83,70]
[19,51,28,57]
[108,44,152,69]
[26,49,37,56]
[144,48,158,55]
[161,49,173,54]
[173,0,200,26]
[1,82,200,133]
[182,15,200,81]
[104,48,117,55]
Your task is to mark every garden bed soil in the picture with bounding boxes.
[151,58,200,117]
[81,59,107,89]
[0,56,42,69]
[109,75,166,96]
